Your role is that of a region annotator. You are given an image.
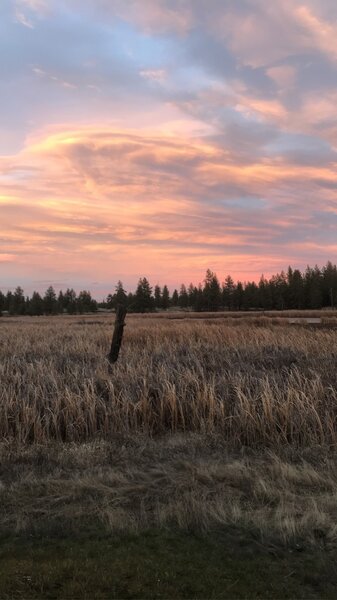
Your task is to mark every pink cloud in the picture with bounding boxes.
[1,124,336,289]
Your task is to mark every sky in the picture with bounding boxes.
[1,0,337,296]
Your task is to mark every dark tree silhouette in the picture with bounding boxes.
[133,277,153,312]
[161,285,170,309]
[4,262,337,316]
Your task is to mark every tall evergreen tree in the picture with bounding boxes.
[63,288,77,314]
[28,291,44,316]
[106,293,114,309]
[233,282,244,310]
[77,290,97,313]
[195,284,204,312]
[187,283,196,309]
[114,281,128,307]
[269,272,287,310]
[304,265,322,309]
[5,291,13,312]
[154,285,162,309]
[161,285,170,309]
[322,261,337,308]
[243,282,259,310]
[43,286,59,315]
[10,286,26,315]
[178,284,189,308]
[57,291,65,313]
[222,275,235,310]
[203,269,221,311]
[171,289,179,307]
[287,268,304,309]
[0,290,5,315]
[127,292,134,310]
[258,275,271,310]
[134,278,153,312]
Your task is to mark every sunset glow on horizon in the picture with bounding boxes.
[1,0,337,297]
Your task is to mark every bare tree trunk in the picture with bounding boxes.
[108,304,127,363]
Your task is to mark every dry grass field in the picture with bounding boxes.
[2,312,337,445]
[2,313,337,597]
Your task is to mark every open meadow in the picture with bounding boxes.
[2,312,337,598]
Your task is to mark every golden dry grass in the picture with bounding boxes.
[1,314,337,446]
[2,314,337,545]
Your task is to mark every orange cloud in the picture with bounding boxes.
[1,124,337,291]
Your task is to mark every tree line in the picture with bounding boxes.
[0,286,97,316]
[2,262,337,316]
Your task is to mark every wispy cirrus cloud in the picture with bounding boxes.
[1,0,337,292]
[1,124,337,292]
[13,0,48,27]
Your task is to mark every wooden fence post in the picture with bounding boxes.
[108,304,127,363]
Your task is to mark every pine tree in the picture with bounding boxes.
[233,282,244,310]
[106,293,114,309]
[115,281,127,307]
[161,285,170,309]
[154,285,162,309]
[171,289,179,307]
[178,284,189,308]
[28,291,44,315]
[127,292,134,311]
[43,286,59,315]
[304,266,322,309]
[243,282,259,310]
[195,284,204,312]
[63,289,77,314]
[322,261,337,308]
[187,284,196,309]
[57,291,65,313]
[222,275,235,310]
[287,268,304,309]
[5,291,13,312]
[258,275,270,310]
[77,290,97,313]
[10,286,26,315]
[134,278,153,312]
[203,269,221,311]
[0,290,4,316]
[269,272,287,310]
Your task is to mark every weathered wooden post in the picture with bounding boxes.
[108,304,127,363]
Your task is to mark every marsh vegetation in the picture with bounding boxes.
[2,313,337,597]
[2,313,337,445]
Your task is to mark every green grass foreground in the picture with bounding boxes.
[1,527,337,599]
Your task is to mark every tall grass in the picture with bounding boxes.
[1,315,337,446]
[2,315,337,544]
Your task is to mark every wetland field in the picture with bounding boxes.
[2,312,337,598]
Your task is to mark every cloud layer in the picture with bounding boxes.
[1,0,337,293]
